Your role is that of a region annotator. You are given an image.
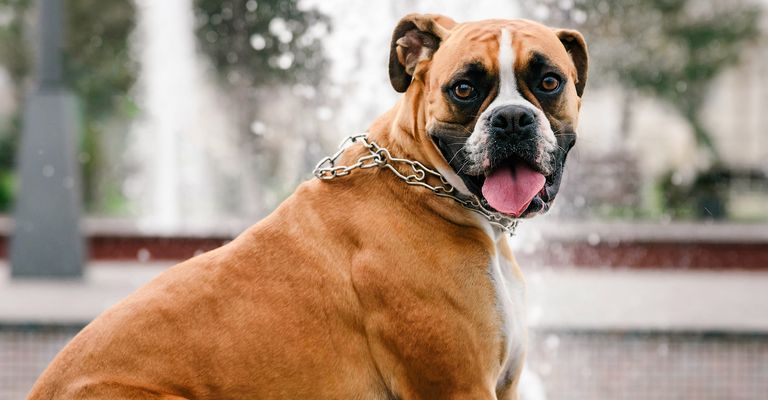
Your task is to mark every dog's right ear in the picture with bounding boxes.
[389,14,456,93]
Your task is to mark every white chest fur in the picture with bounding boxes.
[476,216,527,389]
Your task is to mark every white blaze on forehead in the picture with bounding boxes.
[497,28,523,102]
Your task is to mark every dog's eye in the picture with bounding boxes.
[452,81,477,100]
[539,74,561,92]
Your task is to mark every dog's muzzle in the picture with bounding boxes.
[432,105,574,219]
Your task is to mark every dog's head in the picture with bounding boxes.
[389,14,588,218]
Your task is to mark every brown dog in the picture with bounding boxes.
[29,14,587,400]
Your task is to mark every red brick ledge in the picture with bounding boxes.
[514,220,768,269]
[516,242,768,270]
[0,235,761,269]
[0,218,765,268]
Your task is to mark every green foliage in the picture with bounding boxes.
[0,0,137,212]
[192,0,329,87]
[520,0,761,220]
[64,0,137,121]
[64,1,136,210]
[0,0,31,85]
[521,0,760,160]
[0,0,31,212]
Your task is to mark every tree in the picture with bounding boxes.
[0,0,32,210]
[64,0,137,212]
[520,0,760,162]
[191,0,331,214]
[192,0,328,87]
[0,0,137,212]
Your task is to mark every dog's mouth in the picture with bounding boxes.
[432,133,564,219]
[481,159,547,217]
[456,158,555,219]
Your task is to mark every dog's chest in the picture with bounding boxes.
[480,223,527,389]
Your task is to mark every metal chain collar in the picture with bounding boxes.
[313,134,519,235]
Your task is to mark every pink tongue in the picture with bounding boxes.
[481,161,546,217]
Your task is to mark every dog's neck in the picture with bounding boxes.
[331,88,498,238]
[366,87,438,170]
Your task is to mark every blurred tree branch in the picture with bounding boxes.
[520,0,761,163]
[0,0,31,210]
[192,0,329,87]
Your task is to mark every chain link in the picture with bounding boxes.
[313,134,519,235]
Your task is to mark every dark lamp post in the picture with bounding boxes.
[10,0,85,278]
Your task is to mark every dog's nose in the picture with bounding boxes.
[490,105,536,136]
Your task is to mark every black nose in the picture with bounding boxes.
[490,105,537,136]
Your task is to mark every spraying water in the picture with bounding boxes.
[129,0,240,233]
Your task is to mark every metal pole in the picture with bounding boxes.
[10,0,85,278]
[38,0,64,87]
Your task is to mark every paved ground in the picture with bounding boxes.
[0,262,172,325]
[2,262,768,331]
[526,267,768,332]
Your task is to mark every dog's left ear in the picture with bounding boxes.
[554,29,588,97]
[389,13,457,93]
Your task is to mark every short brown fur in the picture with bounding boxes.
[28,14,586,400]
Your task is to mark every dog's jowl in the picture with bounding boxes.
[29,14,587,400]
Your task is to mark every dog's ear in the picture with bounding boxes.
[554,29,588,97]
[389,14,456,93]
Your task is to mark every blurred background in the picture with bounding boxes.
[0,0,767,399]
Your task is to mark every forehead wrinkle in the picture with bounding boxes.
[465,29,498,43]
[431,35,496,85]
[442,23,502,64]
[528,51,566,75]
[516,35,576,79]
[445,60,488,82]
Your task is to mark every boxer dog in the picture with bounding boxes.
[29,14,587,400]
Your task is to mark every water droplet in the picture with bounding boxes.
[587,233,601,246]
[220,7,233,20]
[250,34,266,50]
[269,17,293,43]
[246,0,258,12]
[227,71,242,84]
[275,52,294,69]
[545,334,560,350]
[137,248,151,262]
[572,9,587,24]
[42,165,54,177]
[316,106,333,121]
[205,30,218,43]
[250,120,266,136]
[533,4,550,20]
